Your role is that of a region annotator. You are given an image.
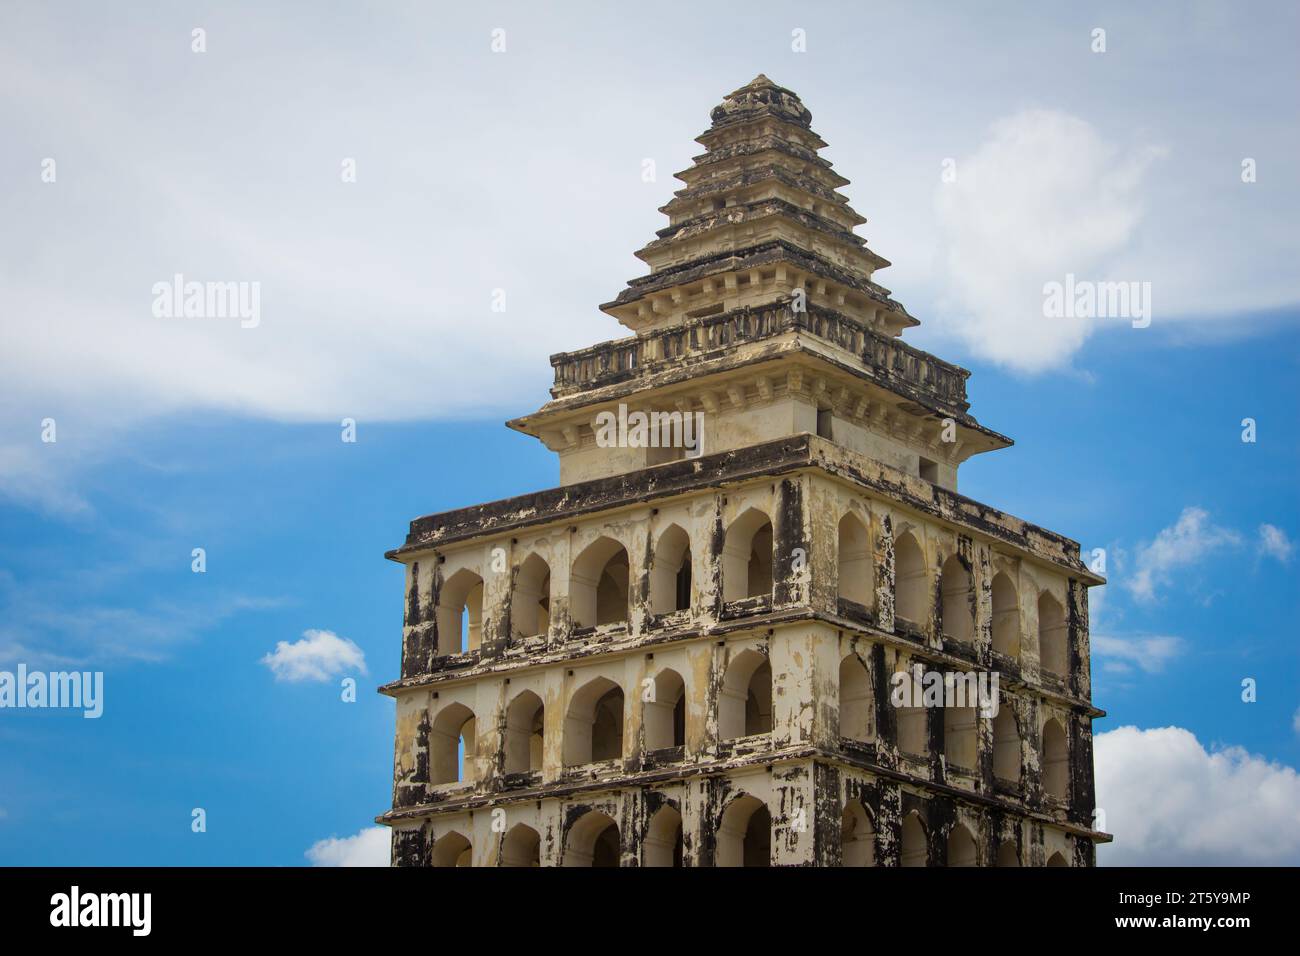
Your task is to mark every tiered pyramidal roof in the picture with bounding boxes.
[602,74,916,336]
[510,75,1010,488]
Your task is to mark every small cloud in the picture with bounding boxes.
[1293,707,1300,737]
[1125,507,1241,602]
[1258,524,1294,563]
[1093,634,1183,674]
[261,629,367,683]
[306,826,389,867]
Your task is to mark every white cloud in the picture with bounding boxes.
[1258,524,1294,563]
[1125,507,1241,602]
[261,629,367,683]
[305,826,389,867]
[932,109,1164,372]
[1096,726,1300,865]
[1092,634,1182,674]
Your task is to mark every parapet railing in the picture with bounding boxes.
[549,301,970,412]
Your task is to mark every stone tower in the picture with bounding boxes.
[379,75,1107,867]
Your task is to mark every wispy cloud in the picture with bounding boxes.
[1125,507,1242,602]
[261,629,367,683]
[1092,634,1183,674]
[1258,524,1294,563]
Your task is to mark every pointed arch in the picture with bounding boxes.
[504,690,544,774]
[894,531,927,624]
[718,648,772,740]
[564,677,624,766]
[841,800,875,866]
[436,568,483,655]
[430,831,471,868]
[991,572,1019,657]
[429,701,476,785]
[940,554,973,643]
[837,513,872,607]
[511,553,551,639]
[716,795,770,867]
[947,824,977,867]
[644,668,686,751]
[722,508,774,601]
[571,537,629,628]
[993,708,1020,783]
[564,810,620,867]
[650,524,693,615]
[500,823,540,867]
[1042,718,1069,800]
[1038,591,1067,675]
[838,653,875,744]
[900,811,928,867]
[644,805,683,867]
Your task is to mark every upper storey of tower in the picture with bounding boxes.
[509,76,1012,491]
[601,75,916,337]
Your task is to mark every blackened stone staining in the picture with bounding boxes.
[377,75,1108,866]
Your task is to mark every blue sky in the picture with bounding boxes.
[1,1,1297,864]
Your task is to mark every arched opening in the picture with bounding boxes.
[716,796,770,867]
[430,831,471,868]
[841,800,875,866]
[718,649,772,740]
[500,823,540,867]
[896,691,928,756]
[1046,851,1069,867]
[837,514,872,607]
[1038,593,1067,676]
[991,572,1019,657]
[996,842,1020,867]
[564,810,620,867]
[504,690,545,774]
[644,668,686,751]
[650,525,692,615]
[571,537,629,628]
[1042,718,1069,801]
[436,568,484,655]
[644,805,683,867]
[511,553,551,639]
[940,554,974,643]
[900,812,928,867]
[722,508,773,602]
[429,702,476,786]
[946,824,977,867]
[894,532,928,625]
[992,708,1020,783]
[838,653,875,744]
[563,677,624,766]
[943,702,977,770]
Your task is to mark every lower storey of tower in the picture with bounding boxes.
[387,758,1096,867]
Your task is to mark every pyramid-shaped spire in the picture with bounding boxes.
[602,76,917,337]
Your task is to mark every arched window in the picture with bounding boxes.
[996,842,1020,867]
[716,796,770,867]
[1042,718,1069,801]
[571,537,629,628]
[947,824,977,867]
[563,677,624,766]
[430,831,471,868]
[500,824,540,867]
[838,653,874,744]
[1038,592,1067,676]
[511,553,551,639]
[1046,851,1069,867]
[841,800,875,866]
[644,668,686,751]
[718,649,772,740]
[504,690,544,774]
[940,554,973,643]
[943,702,977,770]
[897,685,928,756]
[722,508,773,602]
[991,572,1019,657]
[564,810,620,867]
[644,805,683,867]
[894,532,927,625]
[837,514,872,608]
[429,702,476,785]
[650,525,692,615]
[900,812,927,867]
[436,568,483,655]
[992,708,1020,784]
